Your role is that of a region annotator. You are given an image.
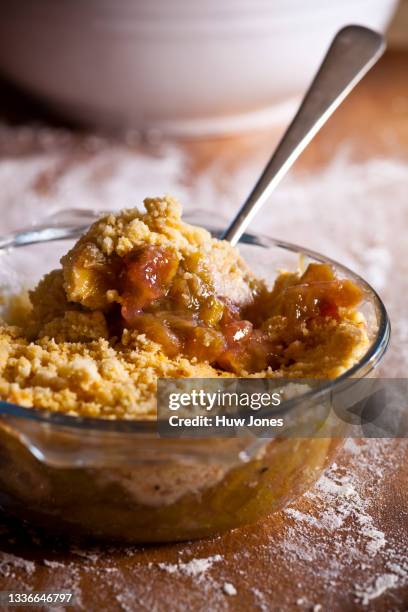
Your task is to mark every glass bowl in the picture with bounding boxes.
[0,211,390,543]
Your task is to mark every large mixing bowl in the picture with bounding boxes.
[0,0,398,135]
[0,214,390,542]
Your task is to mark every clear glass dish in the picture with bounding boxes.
[0,211,390,543]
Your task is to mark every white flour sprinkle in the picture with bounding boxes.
[282,439,408,607]
[251,586,269,612]
[70,547,101,563]
[0,553,35,576]
[355,573,399,606]
[0,130,188,235]
[43,559,66,569]
[284,508,321,528]
[156,555,223,579]
[222,581,237,596]
[287,469,387,558]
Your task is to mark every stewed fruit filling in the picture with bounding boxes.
[117,245,277,372]
[66,240,363,375]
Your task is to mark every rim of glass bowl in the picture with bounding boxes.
[0,220,390,434]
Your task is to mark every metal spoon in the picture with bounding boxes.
[222,25,385,246]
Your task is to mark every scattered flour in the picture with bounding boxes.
[282,439,408,607]
[251,586,269,612]
[222,581,237,596]
[355,573,399,606]
[0,552,35,576]
[156,554,223,579]
[43,559,67,569]
[0,125,189,235]
[70,547,101,563]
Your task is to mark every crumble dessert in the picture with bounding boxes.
[0,196,367,419]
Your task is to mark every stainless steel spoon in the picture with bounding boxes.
[222,25,385,246]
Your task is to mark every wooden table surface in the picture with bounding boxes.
[0,50,407,612]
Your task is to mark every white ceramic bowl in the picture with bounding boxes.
[0,0,398,135]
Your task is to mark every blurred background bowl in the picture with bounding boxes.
[0,0,399,136]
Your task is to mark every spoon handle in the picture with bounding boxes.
[222,25,385,245]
